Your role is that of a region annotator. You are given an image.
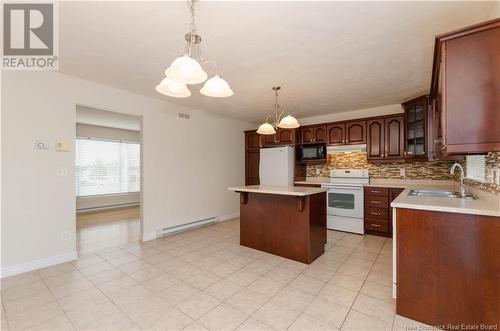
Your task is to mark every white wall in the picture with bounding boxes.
[297,104,404,126]
[1,71,252,276]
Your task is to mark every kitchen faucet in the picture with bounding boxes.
[450,163,466,198]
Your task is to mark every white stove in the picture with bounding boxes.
[321,169,369,234]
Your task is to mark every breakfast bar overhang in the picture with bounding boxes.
[228,185,327,264]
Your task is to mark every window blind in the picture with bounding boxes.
[465,155,486,182]
[76,138,140,197]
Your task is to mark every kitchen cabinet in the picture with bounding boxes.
[364,186,404,237]
[246,131,262,149]
[367,116,404,162]
[402,96,428,159]
[262,128,296,146]
[326,120,366,145]
[301,125,326,144]
[244,130,261,185]
[430,18,500,154]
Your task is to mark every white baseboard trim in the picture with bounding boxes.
[217,212,240,222]
[1,251,78,279]
[142,231,157,242]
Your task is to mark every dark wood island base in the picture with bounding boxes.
[230,186,327,264]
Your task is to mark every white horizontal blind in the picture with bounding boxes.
[465,155,486,182]
[76,138,140,196]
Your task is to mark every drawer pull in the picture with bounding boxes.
[371,190,382,193]
[371,223,381,227]
[371,200,382,204]
[371,212,381,216]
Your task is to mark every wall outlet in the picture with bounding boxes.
[400,168,406,177]
[316,168,321,176]
[35,140,49,150]
[56,167,68,177]
[60,231,68,241]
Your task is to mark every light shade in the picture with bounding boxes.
[155,78,191,98]
[200,75,234,97]
[278,115,300,129]
[257,123,276,135]
[165,55,207,85]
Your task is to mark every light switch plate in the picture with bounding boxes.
[56,140,70,152]
[35,140,49,150]
[400,168,406,177]
[56,167,68,177]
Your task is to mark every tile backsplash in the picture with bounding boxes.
[306,151,500,195]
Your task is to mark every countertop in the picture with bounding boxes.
[294,177,330,185]
[228,185,327,197]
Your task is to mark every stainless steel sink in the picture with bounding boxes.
[408,189,476,199]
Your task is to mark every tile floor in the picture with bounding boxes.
[1,219,433,331]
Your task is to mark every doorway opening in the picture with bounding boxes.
[75,105,142,254]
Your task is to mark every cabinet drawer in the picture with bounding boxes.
[365,196,389,208]
[364,187,389,197]
[364,219,389,233]
[365,207,389,221]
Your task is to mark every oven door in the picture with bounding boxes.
[326,185,364,219]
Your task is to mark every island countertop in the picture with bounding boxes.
[228,185,327,197]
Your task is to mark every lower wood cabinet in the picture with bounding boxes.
[364,186,404,237]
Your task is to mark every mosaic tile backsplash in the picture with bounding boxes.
[306,151,500,195]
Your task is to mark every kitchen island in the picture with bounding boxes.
[228,185,327,264]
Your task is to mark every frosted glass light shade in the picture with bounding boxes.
[257,123,276,135]
[278,115,300,129]
[200,75,234,97]
[155,78,191,98]
[165,55,207,85]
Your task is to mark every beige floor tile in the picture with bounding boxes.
[192,256,224,270]
[242,260,274,276]
[38,263,77,279]
[3,289,56,316]
[110,284,153,305]
[359,281,394,303]
[56,287,108,312]
[226,270,261,287]
[96,275,137,295]
[289,274,325,295]
[176,292,221,320]
[328,273,365,292]
[43,271,87,288]
[1,280,47,302]
[208,261,241,277]
[336,264,370,279]
[1,272,40,290]
[170,264,204,279]
[183,321,209,331]
[273,286,314,311]
[136,306,193,331]
[392,314,439,331]
[198,304,248,330]
[141,273,181,292]
[303,265,337,282]
[141,252,172,265]
[203,279,243,301]
[118,260,150,274]
[156,258,188,273]
[289,313,339,331]
[7,302,65,330]
[78,261,115,277]
[247,277,284,297]
[351,294,395,323]
[263,266,299,284]
[66,300,120,329]
[157,282,199,305]
[303,296,350,328]
[318,284,358,308]
[72,255,106,269]
[23,313,75,331]
[226,288,269,315]
[48,277,95,299]
[76,311,139,331]
[279,260,308,274]
[366,270,393,287]
[128,265,164,282]
[340,310,392,331]
[183,270,221,290]
[253,300,300,331]
[85,267,124,285]
[236,317,275,331]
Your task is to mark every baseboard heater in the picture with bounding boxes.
[156,216,217,238]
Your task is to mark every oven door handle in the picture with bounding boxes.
[326,187,363,191]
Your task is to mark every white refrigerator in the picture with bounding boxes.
[259,146,295,187]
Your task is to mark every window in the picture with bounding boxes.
[76,138,140,196]
[465,155,486,182]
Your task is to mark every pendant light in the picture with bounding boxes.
[257,86,300,135]
[156,0,233,98]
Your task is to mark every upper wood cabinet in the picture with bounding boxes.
[262,128,296,146]
[402,96,428,159]
[430,18,500,154]
[367,116,404,161]
[244,130,261,185]
[245,130,262,149]
[301,125,326,144]
[326,120,366,145]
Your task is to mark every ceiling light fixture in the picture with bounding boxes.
[257,86,300,135]
[156,0,233,98]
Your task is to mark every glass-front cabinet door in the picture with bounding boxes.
[403,96,428,159]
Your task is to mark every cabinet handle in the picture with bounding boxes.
[370,223,381,228]
[441,144,448,151]
[371,190,381,193]
[371,212,381,216]
[371,200,382,204]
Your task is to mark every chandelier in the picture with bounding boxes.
[155,0,233,98]
[257,86,300,135]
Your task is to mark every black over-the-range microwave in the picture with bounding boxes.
[300,144,327,161]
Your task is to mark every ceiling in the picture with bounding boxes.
[76,105,140,131]
[59,1,496,123]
